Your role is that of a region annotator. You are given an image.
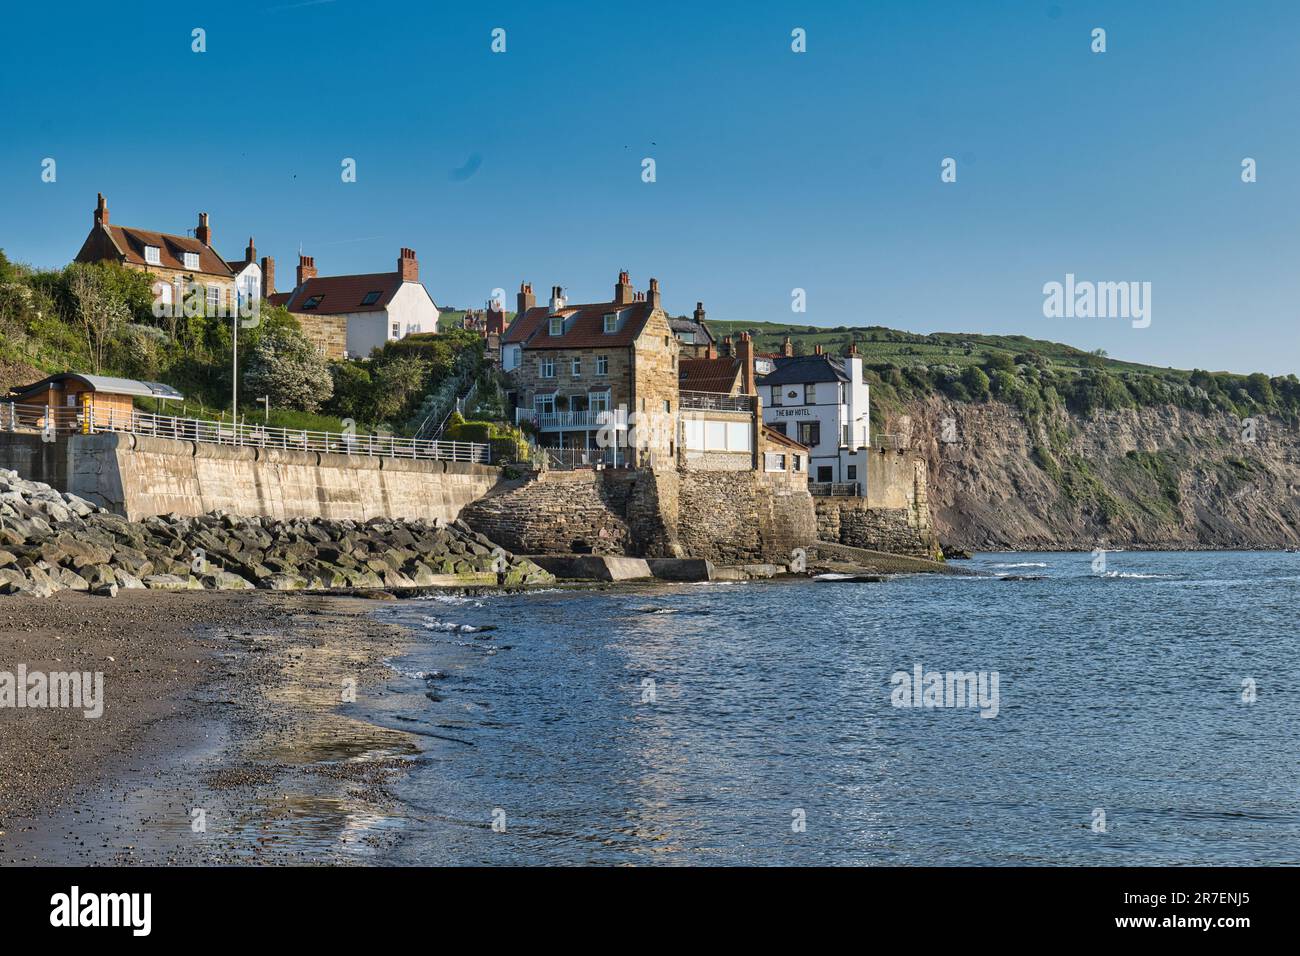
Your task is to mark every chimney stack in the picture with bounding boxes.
[845,341,858,356]
[261,256,276,298]
[517,281,536,316]
[705,342,717,360]
[737,332,757,396]
[720,335,733,358]
[693,301,706,325]
[782,335,794,357]
[615,270,635,305]
[196,212,212,247]
[647,277,661,310]
[549,285,567,312]
[297,254,317,287]
[485,298,505,336]
[94,193,109,226]
[245,236,256,263]
[398,247,418,282]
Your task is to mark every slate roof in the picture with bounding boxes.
[757,354,850,387]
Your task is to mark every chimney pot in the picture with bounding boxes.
[94,193,109,226]
[196,212,212,247]
[517,280,537,316]
[646,277,661,309]
[615,270,634,305]
[297,253,317,287]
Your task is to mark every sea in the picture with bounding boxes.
[349,551,1300,865]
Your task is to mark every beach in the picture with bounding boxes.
[0,590,421,865]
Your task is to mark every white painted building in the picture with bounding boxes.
[758,352,870,489]
[279,247,439,360]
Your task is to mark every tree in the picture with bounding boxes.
[370,355,430,422]
[961,365,991,401]
[243,325,333,413]
[66,263,130,374]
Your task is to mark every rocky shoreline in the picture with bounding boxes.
[0,469,553,598]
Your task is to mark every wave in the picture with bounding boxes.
[1099,571,1173,579]
[421,617,492,633]
[990,562,1048,568]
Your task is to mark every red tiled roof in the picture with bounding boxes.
[79,223,233,277]
[266,292,292,308]
[679,357,742,394]
[283,272,405,315]
[502,301,656,349]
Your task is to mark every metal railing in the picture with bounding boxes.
[538,446,628,470]
[808,481,861,497]
[517,408,627,431]
[3,402,490,463]
[680,391,756,412]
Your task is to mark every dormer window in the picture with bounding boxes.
[144,246,161,265]
[303,295,324,310]
[183,251,200,270]
[603,313,617,333]
[361,291,381,305]
[549,317,564,336]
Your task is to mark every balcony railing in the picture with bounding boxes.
[808,481,861,497]
[680,391,756,413]
[516,408,627,431]
[2,402,490,463]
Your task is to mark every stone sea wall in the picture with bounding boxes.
[0,432,499,524]
[0,468,551,598]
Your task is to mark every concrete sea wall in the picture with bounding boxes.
[0,432,499,523]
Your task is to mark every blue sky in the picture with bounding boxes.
[2,0,1298,375]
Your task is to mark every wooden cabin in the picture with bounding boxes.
[7,373,183,432]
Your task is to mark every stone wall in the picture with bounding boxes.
[1,432,499,523]
[814,451,938,558]
[294,313,349,360]
[459,471,634,554]
[460,465,816,564]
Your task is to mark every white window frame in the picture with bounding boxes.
[534,393,555,415]
[539,357,555,378]
[549,317,564,336]
[183,251,200,270]
[391,322,401,339]
[596,355,609,375]
[206,285,220,308]
[144,246,161,265]
[571,357,582,378]
[603,313,617,333]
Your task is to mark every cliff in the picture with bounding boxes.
[901,396,1300,551]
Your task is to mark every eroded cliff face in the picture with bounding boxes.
[897,396,1300,551]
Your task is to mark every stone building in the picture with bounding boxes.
[74,193,238,314]
[271,249,439,361]
[223,237,275,310]
[503,272,680,461]
[669,303,717,358]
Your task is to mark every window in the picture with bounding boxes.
[571,358,582,377]
[793,455,803,472]
[798,421,821,447]
[805,383,818,404]
[303,295,324,310]
[817,466,833,482]
[206,285,220,309]
[534,393,555,415]
[603,313,617,333]
[589,390,610,413]
[765,453,787,472]
[504,345,521,371]
[361,291,381,305]
[596,355,609,375]
[771,386,783,406]
[391,322,400,339]
[540,358,555,378]
[549,317,564,336]
[769,421,787,437]
[183,251,200,270]
[663,400,671,414]
[144,246,161,265]
[847,465,858,480]
[843,424,851,446]
[679,331,694,344]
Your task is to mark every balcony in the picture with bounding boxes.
[809,481,862,497]
[680,391,756,413]
[516,408,627,431]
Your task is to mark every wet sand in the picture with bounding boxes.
[0,590,422,865]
